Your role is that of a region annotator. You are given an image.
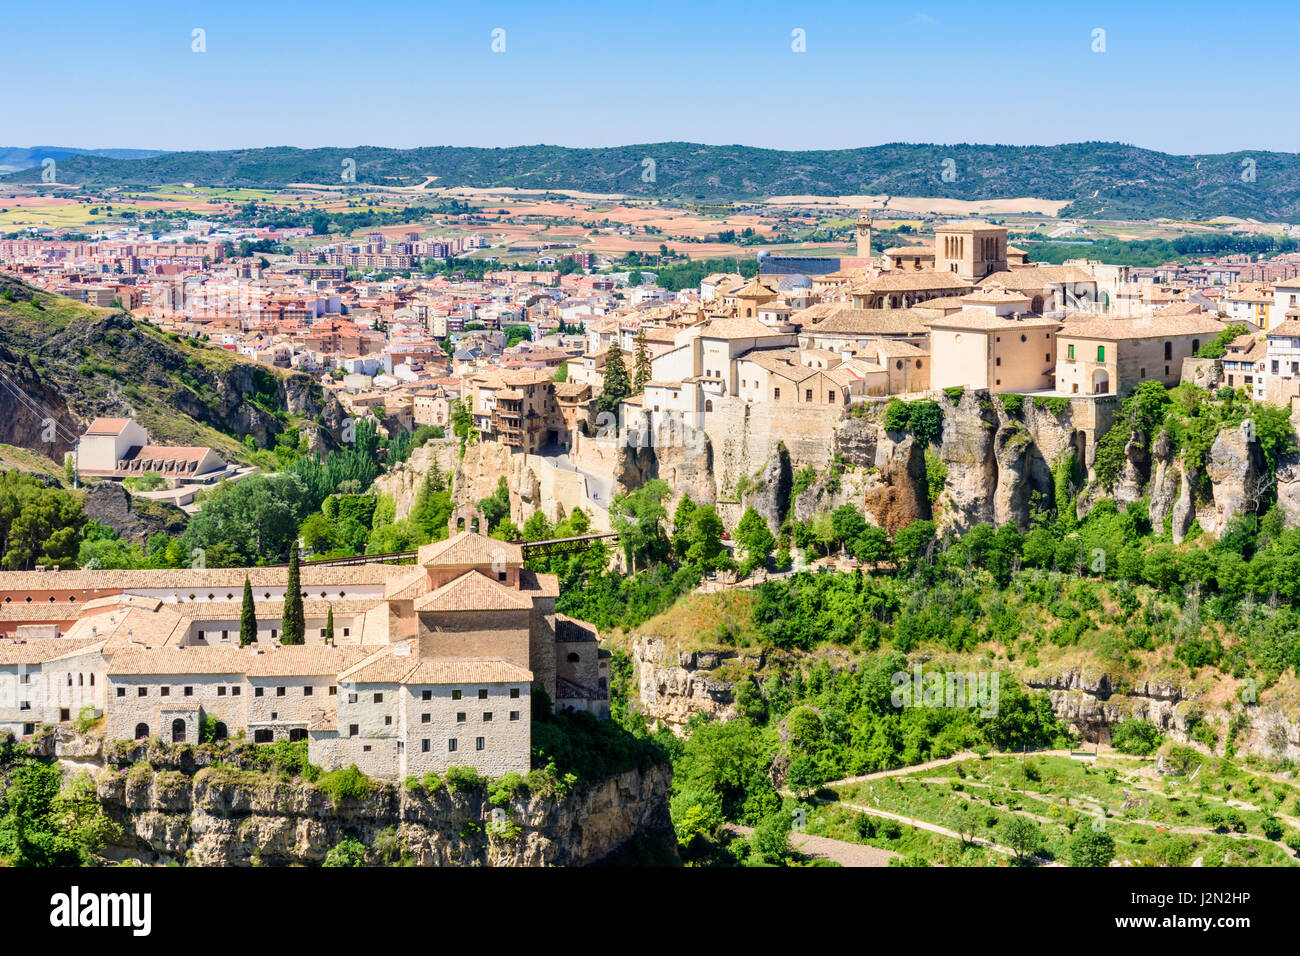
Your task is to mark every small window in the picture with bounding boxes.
[421,713,431,723]
[1097,345,1105,362]
[510,688,520,699]
[483,712,493,722]
[232,686,241,697]
[160,686,170,697]
[255,687,265,698]
[138,687,147,697]
[373,692,383,703]
[476,737,485,751]
[184,686,193,697]
[421,690,432,701]
[349,724,359,737]
[304,686,313,696]
[477,689,488,700]
[509,711,520,721]
[456,712,466,723]
[451,690,462,700]
[347,693,357,704]
[384,715,392,726]
[421,739,431,753]
[217,686,226,697]
[116,687,126,698]
[1067,344,1075,360]
[329,686,337,696]
[448,739,458,752]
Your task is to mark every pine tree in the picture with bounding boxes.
[324,605,334,645]
[281,542,305,645]
[633,327,651,392]
[597,345,631,414]
[239,577,256,646]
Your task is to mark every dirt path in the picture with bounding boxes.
[725,824,899,867]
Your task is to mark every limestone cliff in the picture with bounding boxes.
[371,439,461,521]
[81,753,672,867]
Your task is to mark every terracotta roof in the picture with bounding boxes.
[401,659,533,685]
[244,645,374,677]
[803,307,930,337]
[856,272,973,294]
[698,317,784,340]
[84,417,133,436]
[1057,315,1227,340]
[107,646,250,676]
[0,638,105,665]
[413,571,534,613]
[416,532,523,568]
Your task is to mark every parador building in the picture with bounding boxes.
[0,531,610,780]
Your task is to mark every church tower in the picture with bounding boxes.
[855,215,873,259]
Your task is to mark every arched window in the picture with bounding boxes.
[171,718,186,743]
[705,400,713,412]
[134,723,150,740]
[567,652,581,663]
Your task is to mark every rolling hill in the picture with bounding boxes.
[4,142,1300,221]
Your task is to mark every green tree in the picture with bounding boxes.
[325,605,334,645]
[632,327,651,392]
[1068,827,1116,867]
[280,542,305,645]
[1000,816,1042,862]
[735,507,775,575]
[597,346,631,415]
[240,577,256,646]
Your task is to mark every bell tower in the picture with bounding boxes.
[855,215,873,259]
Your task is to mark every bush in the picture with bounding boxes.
[314,764,372,803]
[444,765,484,792]
[1110,719,1162,756]
[322,836,367,867]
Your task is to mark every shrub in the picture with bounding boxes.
[314,764,372,803]
[444,765,484,792]
[1110,719,1162,756]
[322,836,367,867]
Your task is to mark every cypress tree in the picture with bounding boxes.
[324,605,334,646]
[239,577,256,646]
[633,327,651,392]
[281,542,305,645]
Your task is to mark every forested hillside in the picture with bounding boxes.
[7,142,1300,220]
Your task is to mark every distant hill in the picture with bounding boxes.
[3,142,1300,221]
[0,146,166,173]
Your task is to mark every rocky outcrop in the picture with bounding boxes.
[930,392,998,534]
[1277,451,1300,529]
[1025,668,1192,744]
[862,431,930,533]
[992,423,1034,530]
[371,439,461,521]
[633,637,763,732]
[615,413,715,504]
[1200,426,1264,536]
[740,444,792,535]
[93,761,672,867]
[1148,431,1179,531]
[1170,466,1198,543]
[82,481,188,544]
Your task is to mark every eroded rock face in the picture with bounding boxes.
[1202,426,1263,536]
[863,431,930,533]
[1113,431,1150,509]
[82,481,188,544]
[931,392,997,535]
[1171,466,1198,544]
[992,424,1034,530]
[371,440,461,521]
[1277,451,1300,530]
[633,637,762,733]
[1148,431,1179,532]
[94,761,673,867]
[740,445,792,535]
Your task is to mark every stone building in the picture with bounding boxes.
[0,532,610,781]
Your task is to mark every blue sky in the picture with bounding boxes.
[4,0,1297,154]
